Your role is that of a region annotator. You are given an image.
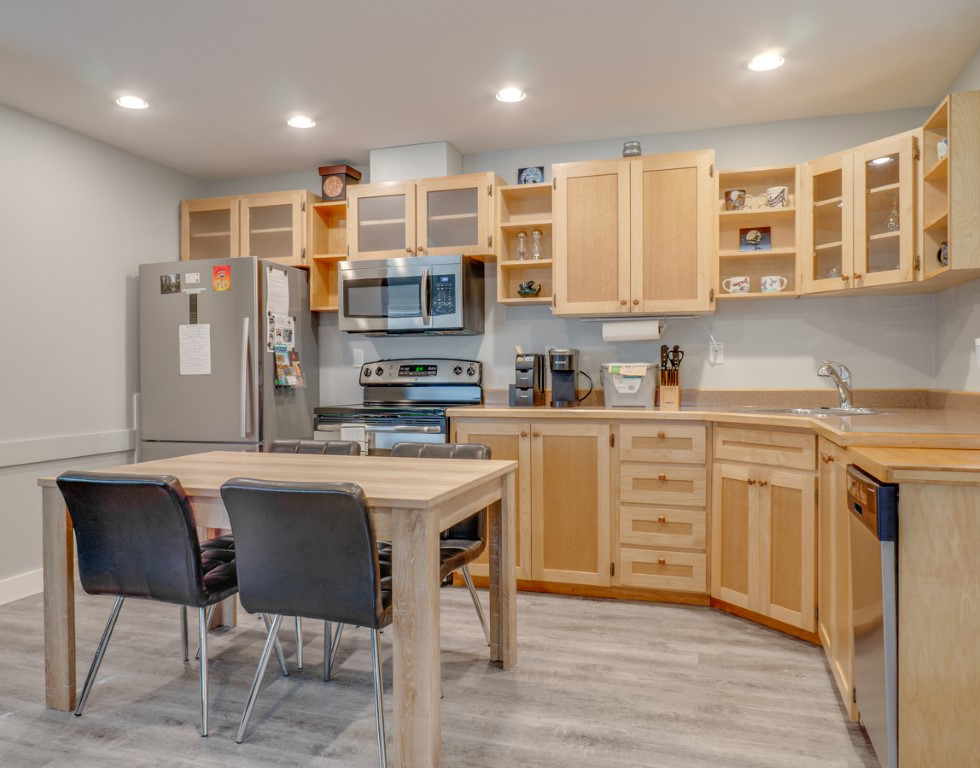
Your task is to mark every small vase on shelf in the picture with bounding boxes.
[531,229,543,260]
[516,231,528,261]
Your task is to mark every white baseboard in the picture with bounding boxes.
[0,568,44,606]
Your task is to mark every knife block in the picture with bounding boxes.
[659,371,680,412]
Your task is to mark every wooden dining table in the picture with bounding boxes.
[38,450,518,767]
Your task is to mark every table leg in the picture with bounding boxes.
[391,508,441,768]
[42,487,75,711]
[489,471,517,669]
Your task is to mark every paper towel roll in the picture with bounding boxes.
[601,320,662,342]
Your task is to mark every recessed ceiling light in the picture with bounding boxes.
[747,52,784,72]
[495,87,526,103]
[115,95,148,110]
[870,156,894,165]
[287,116,316,129]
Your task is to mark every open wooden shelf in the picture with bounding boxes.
[717,291,800,300]
[719,248,795,258]
[924,155,948,183]
[498,258,553,268]
[311,252,347,262]
[498,296,553,306]
[500,219,553,230]
[496,183,554,306]
[719,207,796,220]
[309,199,349,312]
[924,210,949,232]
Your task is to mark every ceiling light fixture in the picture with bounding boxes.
[747,52,785,72]
[495,87,526,103]
[287,116,316,129]
[115,95,148,109]
[870,156,894,165]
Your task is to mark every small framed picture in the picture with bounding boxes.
[739,227,771,252]
[517,166,545,185]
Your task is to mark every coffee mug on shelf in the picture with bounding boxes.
[722,276,751,293]
[725,189,750,211]
[760,186,789,208]
[761,275,788,293]
[937,138,949,161]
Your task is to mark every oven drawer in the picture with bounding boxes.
[620,463,707,507]
[619,548,707,592]
[619,505,706,551]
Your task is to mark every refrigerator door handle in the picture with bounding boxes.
[240,316,250,438]
[420,267,431,326]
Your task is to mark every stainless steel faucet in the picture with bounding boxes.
[818,361,853,409]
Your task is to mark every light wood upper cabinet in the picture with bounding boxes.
[348,181,417,259]
[452,419,532,581]
[801,151,855,293]
[553,152,716,315]
[631,151,716,313]
[531,421,611,586]
[347,172,499,260]
[180,190,317,267]
[180,197,241,262]
[552,160,631,314]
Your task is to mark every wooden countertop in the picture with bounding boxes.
[847,446,980,485]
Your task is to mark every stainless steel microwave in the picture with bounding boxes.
[338,254,484,335]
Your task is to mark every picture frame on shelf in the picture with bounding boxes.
[739,226,771,252]
[517,166,545,184]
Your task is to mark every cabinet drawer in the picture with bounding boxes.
[620,464,707,507]
[619,424,706,464]
[714,427,815,471]
[619,548,706,592]
[620,505,706,551]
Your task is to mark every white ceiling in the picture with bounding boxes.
[1,0,978,180]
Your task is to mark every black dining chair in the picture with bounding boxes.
[381,442,491,645]
[219,478,391,765]
[56,471,239,737]
[268,439,300,453]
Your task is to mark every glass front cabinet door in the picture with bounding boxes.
[802,152,854,294]
[853,133,917,288]
[241,191,313,267]
[180,197,241,261]
[416,173,494,257]
[348,182,417,260]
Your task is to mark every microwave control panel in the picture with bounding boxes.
[430,274,456,316]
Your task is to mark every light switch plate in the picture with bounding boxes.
[353,348,364,368]
[709,342,724,365]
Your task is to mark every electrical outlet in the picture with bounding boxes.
[709,342,724,365]
[353,348,364,368]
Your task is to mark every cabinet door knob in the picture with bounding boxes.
[658,473,667,481]
[657,515,667,524]
[657,431,666,439]
[759,480,769,487]
[532,432,540,438]
[620,299,627,305]
[657,558,667,566]
[840,274,850,282]
[418,245,426,253]
[821,452,833,463]
[405,247,413,254]
[632,299,639,305]
[520,431,528,438]
[747,478,757,485]
[854,272,863,280]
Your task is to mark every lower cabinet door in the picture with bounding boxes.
[452,420,532,580]
[761,468,817,631]
[531,422,611,585]
[710,462,757,610]
[619,548,706,592]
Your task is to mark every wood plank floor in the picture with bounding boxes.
[0,588,878,767]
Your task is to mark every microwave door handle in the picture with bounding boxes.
[240,317,250,438]
[420,267,431,325]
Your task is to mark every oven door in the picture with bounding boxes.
[338,257,463,333]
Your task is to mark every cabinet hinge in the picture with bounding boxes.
[709,288,715,302]
[347,244,350,256]
[301,198,306,212]
[488,183,493,196]
[301,245,306,259]
[610,562,615,577]
[488,234,493,248]
[709,163,714,178]
[912,144,920,161]
[914,254,920,271]
[553,178,557,190]
[815,488,819,503]
[610,433,615,447]
[852,687,857,704]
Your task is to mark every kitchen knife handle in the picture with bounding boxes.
[240,316,250,439]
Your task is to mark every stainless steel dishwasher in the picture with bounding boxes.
[847,465,899,768]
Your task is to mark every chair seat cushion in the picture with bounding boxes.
[376,537,485,581]
[201,534,235,551]
[200,554,238,604]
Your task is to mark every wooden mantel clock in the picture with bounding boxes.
[317,164,362,201]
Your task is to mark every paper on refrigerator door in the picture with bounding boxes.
[266,267,289,316]
[178,324,211,375]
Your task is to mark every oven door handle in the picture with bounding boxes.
[420,267,431,326]
[364,425,441,434]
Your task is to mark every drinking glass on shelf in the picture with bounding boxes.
[517,231,528,260]
[886,196,899,232]
[531,229,543,260]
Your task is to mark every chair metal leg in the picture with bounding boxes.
[461,565,491,646]
[330,623,344,673]
[74,596,124,717]
[295,616,303,670]
[236,613,284,744]
[195,604,216,660]
[323,621,332,682]
[371,629,388,768]
[198,606,209,737]
[262,613,289,677]
[180,606,188,661]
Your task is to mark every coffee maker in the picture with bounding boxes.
[549,347,581,407]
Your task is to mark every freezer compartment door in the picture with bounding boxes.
[139,258,259,443]
[139,440,261,462]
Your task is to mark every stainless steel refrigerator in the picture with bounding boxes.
[138,257,319,461]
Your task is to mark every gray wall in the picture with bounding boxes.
[0,103,203,599]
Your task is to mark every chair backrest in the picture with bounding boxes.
[269,440,300,453]
[324,440,361,456]
[220,479,386,628]
[296,440,329,455]
[389,442,490,541]
[56,472,208,606]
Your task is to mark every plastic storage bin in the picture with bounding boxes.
[600,363,657,408]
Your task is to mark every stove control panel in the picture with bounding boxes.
[360,358,482,386]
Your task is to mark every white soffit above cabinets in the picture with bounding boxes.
[0,0,977,179]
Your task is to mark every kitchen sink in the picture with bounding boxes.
[741,406,885,417]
